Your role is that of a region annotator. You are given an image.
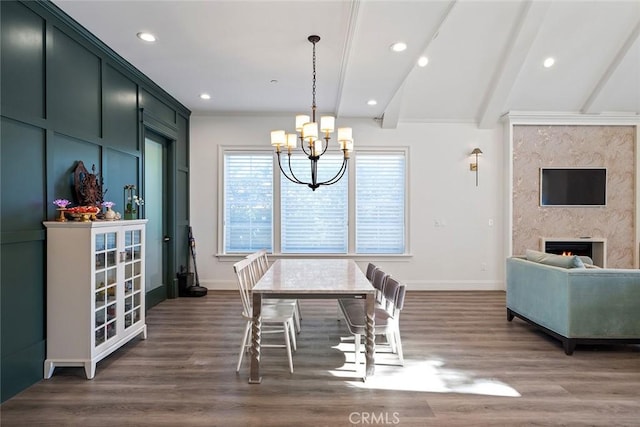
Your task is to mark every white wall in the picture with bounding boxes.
[190,114,505,290]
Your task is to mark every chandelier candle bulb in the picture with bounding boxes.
[320,116,335,133]
[286,133,297,150]
[303,122,318,141]
[346,140,354,152]
[271,130,286,147]
[295,115,310,132]
[313,141,323,157]
[339,139,354,154]
[338,127,352,142]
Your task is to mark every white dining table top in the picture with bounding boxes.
[253,259,374,295]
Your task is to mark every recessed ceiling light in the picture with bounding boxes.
[543,57,555,68]
[417,56,429,67]
[137,32,156,42]
[367,99,377,106]
[390,42,407,53]
[200,93,211,100]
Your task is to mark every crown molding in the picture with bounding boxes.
[502,111,639,126]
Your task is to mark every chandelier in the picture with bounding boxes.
[270,35,353,191]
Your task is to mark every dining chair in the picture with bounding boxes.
[337,266,388,322]
[233,258,296,373]
[338,276,406,370]
[248,249,270,277]
[371,268,389,304]
[365,263,378,282]
[238,255,298,346]
[245,250,302,332]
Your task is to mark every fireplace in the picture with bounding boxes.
[545,241,593,259]
[540,237,607,267]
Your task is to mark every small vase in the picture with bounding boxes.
[124,211,137,220]
[104,207,117,220]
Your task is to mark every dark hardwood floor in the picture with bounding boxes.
[2,291,639,426]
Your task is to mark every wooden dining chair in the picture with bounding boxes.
[245,250,301,332]
[338,277,406,370]
[233,258,296,373]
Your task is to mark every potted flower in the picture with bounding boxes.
[102,201,116,220]
[123,185,144,220]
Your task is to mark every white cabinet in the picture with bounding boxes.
[43,220,148,379]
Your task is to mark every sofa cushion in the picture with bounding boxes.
[525,249,585,269]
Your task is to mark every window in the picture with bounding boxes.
[355,153,405,254]
[221,149,406,255]
[281,155,348,253]
[223,153,273,253]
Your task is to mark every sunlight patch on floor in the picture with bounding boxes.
[328,349,521,397]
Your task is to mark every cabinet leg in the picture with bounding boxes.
[141,325,148,340]
[84,362,96,379]
[44,360,55,379]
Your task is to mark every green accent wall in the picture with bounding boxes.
[0,0,191,402]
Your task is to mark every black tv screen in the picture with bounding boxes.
[540,168,606,206]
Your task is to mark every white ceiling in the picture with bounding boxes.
[53,0,640,129]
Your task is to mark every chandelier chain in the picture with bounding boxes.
[311,38,317,121]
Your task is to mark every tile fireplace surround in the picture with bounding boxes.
[512,125,636,269]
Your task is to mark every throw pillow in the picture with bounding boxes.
[525,249,586,269]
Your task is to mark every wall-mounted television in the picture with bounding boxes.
[540,167,607,207]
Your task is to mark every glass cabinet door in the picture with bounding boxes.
[124,228,143,330]
[94,231,118,347]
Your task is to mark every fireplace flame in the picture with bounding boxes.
[562,251,573,256]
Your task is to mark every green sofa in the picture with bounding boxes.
[506,254,640,354]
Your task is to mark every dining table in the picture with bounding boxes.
[249,258,376,383]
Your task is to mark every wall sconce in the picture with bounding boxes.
[469,148,483,186]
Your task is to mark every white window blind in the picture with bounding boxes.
[281,154,348,253]
[223,153,273,253]
[356,153,405,253]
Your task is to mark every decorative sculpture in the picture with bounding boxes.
[73,161,106,207]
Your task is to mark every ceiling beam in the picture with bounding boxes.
[381,82,404,129]
[335,1,362,117]
[380,0,457,129]
[581,20,640,114]
[476,1,551,129]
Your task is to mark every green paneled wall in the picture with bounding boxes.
[0,1,45,120]
[1,242,45,355]
[140,89,176,126]
[0,0,191,402]
[50,28,102,140]
[176,115,189,168]
[1,118,47,230]
[103,64,139,152]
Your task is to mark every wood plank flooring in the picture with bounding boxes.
[2,291,639,426]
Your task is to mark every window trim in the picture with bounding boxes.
[217,145,410,257]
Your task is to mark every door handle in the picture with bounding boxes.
[163,236,171,242]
